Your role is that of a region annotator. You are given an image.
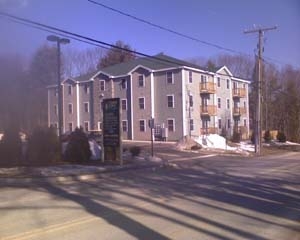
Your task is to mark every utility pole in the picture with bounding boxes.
[244,26,277,155]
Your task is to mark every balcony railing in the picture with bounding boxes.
[200,82,216,94]
[200,105,217,116]
[201,127,218,135]
[233,107,247,116]
[232,88,246,98]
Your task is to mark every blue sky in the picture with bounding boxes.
[0,0,299,68]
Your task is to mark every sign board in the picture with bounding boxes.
[102,98,122,164]
[103,98,120,147]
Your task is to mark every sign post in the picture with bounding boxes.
[102,98,122,165]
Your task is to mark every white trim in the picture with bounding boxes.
[121,98,127,110]
[150,72,155,118]
[138,97,145,110]
[47,89,50,127]
[181,69,187,136]
[76,83,80,127]
[97,121,102,131]
[167,94,175,108]
[231,76,251,83]
[139,119,146,132]
[90,70,112,80]
[61,78,77,84]
[167,118,175,132]
[128,64,153,74]
[130,74,134,140]
[216,66,233,77]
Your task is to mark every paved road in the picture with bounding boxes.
[1,152,300,240]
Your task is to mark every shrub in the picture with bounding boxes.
[0,126,22,167]
[264,130,272,143]
[231,131,241,143]
[277,131,286,143]
[64,127,91,163]
[27,127,60,166]
[130,146,141,157]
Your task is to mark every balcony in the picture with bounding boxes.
[200,82,216,94]
[200,105,217,116]
[233,107,247,116]
[200,127,218,135]
[232,88,246,98]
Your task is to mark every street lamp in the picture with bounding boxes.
[47,35,70,144]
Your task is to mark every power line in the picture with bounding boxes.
[87,0,246,55]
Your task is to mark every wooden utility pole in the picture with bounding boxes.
[244,26,277,155]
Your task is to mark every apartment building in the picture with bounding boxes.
[48,53,250,141]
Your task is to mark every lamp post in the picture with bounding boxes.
[47,35,70,144]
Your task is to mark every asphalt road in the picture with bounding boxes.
[1,151,300,240]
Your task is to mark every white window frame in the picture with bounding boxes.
[166,71,174,84]
[167,118,175,132]
[98,121,102,131]
[84,84,90,94]
[68,103,73,114]
[122,120,128,132]
[68,85,72,95]
[121,79,127,89]
[190,119,194,131]
[218,98,221,109]
[121,99,127,110]
[201,75,207,83]
[227,79,230,89]
[217,77,221,87]
[84,102,89,113]
[68,122,73,132]
[138,75,145,87]
[54,104,58,115]
[188,71,193,83]
[139,119,146,132]
[100,80,105,91]
[226,99,230,109]
[138,97,145,109]
[167,95,174,108]
[218,118,222,129]
[84,121,89,132]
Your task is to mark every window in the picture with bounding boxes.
[68,85,72,95]
[98,121,102,131]
[121,79,127,89]
[190,119,194,131]
[84,102,89,113]
[122,120,128,132]
[218,119,222,129]
[167,119,175,132]
[244,101,246,109]
[167,95,174,108]
[243,83,246,89]
[227,79,230,89]
[138,75,145,87]
[100,80,105,91]
[201,75,207,83]
[68,122,73,132]
[189,95,193,107]
[84,121,89,132]
[217,77,221,87]
[228,119,231,129]
[139,120,146,132]
[138,97,145,109]
[244,119,247,127]
[218,98,221,108]
[68,103,73,114]
[84,84,89,94]
[166,72,173,84]
[121,99,127,110]
[189,71,192,83]
[227,99,230,109]
[54,88,58,96]
[54,104,58,115]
